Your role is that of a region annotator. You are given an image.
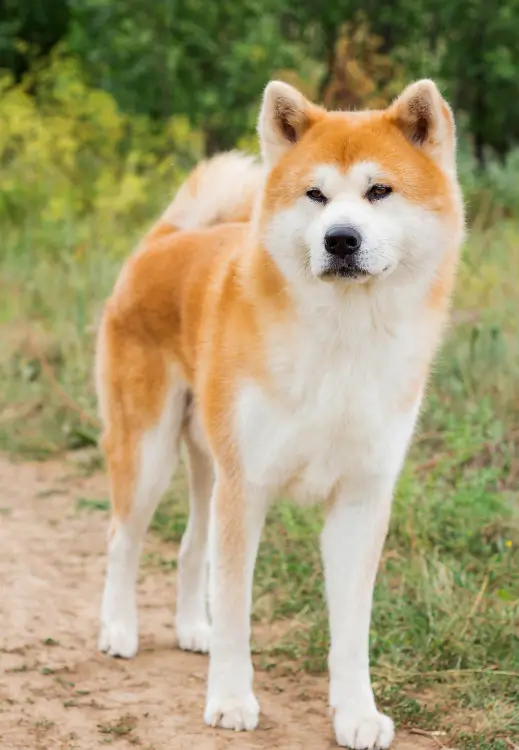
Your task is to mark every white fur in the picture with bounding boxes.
[176,417,213,653]
[162,150,265,230]
[323,481,396,750]
[98,524,140,658]
[204,479,268,731]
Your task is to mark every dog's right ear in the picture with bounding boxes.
[258,81,324,168]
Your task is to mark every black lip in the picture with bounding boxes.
[336,267,370,278]
[322,266,371,279]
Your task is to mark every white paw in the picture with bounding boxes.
[98,617,138,659]
[177,620,211,653]
[204,691,259,731]
[334,709,394,749]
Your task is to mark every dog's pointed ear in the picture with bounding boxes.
[258,81,324,168]
[388,80,456,169]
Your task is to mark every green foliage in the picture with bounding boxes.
[460,146,519,224]
[0,60,200,456]
[437,0,519,162]
[0,51,201,230]
[0,0,70,80]
[2,0,519,159]
[66,0,298,153]
[76,497,110,512]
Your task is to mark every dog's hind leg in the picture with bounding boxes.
[97,322,186,658]
[176,411,214,653]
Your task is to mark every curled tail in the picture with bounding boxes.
[162,150,264,231]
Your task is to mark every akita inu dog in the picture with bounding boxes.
[96,79,464,748]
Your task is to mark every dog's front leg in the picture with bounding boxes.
[321,476,395,749]
[204,471,268,731]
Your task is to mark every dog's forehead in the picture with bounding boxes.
[294,112,449,207]
[304,110,437,174]
[312,162,385,193]
[305,112,392,160]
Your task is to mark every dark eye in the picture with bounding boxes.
[306,188,328,204]
[367,184,392,201]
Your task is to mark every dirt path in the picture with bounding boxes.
[0,456,438,750]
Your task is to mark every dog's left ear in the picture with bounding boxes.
[258,81,324,168]
[388,80,456,170]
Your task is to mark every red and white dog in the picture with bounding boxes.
[96,80,464,748]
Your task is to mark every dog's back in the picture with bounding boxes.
[96,150,263,457]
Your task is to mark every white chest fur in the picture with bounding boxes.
[235,286,437,504]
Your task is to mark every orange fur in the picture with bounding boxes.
[98,196,288,517]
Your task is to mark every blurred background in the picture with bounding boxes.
[0,3,518,747]
[1,0,519,224]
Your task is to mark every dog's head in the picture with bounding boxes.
[257,80,464,287]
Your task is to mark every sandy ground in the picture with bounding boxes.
[0,456,439,750]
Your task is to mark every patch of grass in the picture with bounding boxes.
[37,488,68,498]
[98,714,137,737]
[458,739,511,750]
[149,465,190,541]
[76,497,110,512]
[2,163,518,748]
[73,450,105,475]
[55,677,75,688]
[142,551,178,570]
[6,664,30,674]
[377,687,441,731]
[34,719,55,731]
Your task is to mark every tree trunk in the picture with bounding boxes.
[474,131,485,171]
[318,25,339,103]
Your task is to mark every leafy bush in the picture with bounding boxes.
[459,144,519,225]
[0,51,202,235]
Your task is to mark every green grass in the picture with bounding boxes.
[75,497,110,512]
[1,205,518,747]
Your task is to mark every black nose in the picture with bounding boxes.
[324,226,362,257]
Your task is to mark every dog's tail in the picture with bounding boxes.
[161,150,264,231]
